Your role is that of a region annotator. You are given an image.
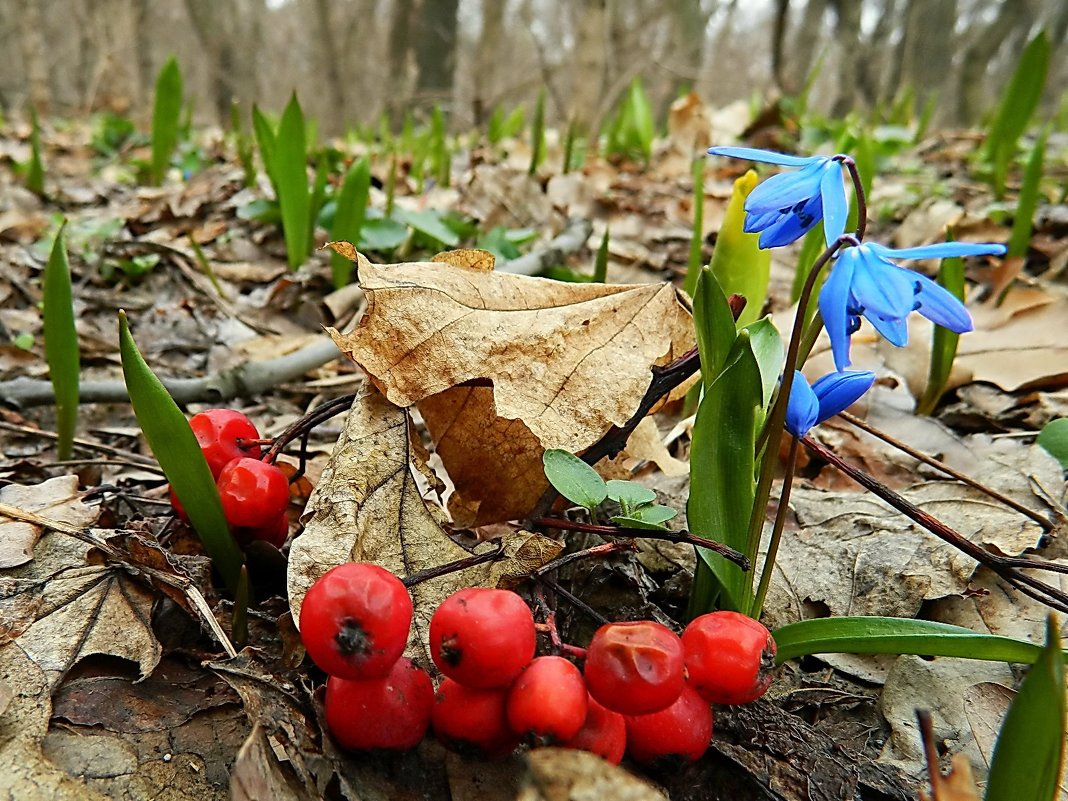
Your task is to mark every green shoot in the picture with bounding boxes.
[274,93,312,269]
[331,158,372,288]
[593,227,609,283]
[916,254,964,416]
[1007,126,1048,259]
[43,223,79,460]
[683,156,705,298]
[149,56,183,185]
[26,107,45,195]
[528,90,545,176]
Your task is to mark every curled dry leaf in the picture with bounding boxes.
[287,389,561,664]
[231,725,312,801]
[327,246,695,525]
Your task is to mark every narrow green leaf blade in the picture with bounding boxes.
[26,107,45,195]
[710,171,771,327]
[150,56,183,185]
[1037,419,1068,469]
[985,616,1065,801]
[43,223,79,460]
[308,152,329,255]
[693,265,737,392]
[118,311,243,592]
[772,616,1045,665]
[683,156,705,298]
[251,104,277,191]
[916,254,964,416]
[1007,127,1048,259]
[543,449,607,511]
[274,93,311,269]
[593,227,609,283]
[330,158,371,288]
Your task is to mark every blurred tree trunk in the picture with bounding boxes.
[131,0,154,108]
[414,0,459,115]
[568,0,608,134]
[855,0,897,106]
[19,0,51,112]
[956,0,1035,124]
[386,0,414,123]
[312,0,347,131]
[788,0,826,95]
[183,0,238,122]
[673,0,711,93]
[771,0,790,91]
[898,0,956,116]
[829,0,865,116]
[473,0,505,125]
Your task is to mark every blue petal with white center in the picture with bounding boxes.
[707,146,849,248]
[818,240,1006,370]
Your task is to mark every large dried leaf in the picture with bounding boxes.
[287,389,561,664]
[0,475,100,569]
[329,248,695,524]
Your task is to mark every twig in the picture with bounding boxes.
[401,541,507,588]
[533,541,637,577]
[839,411,1053,531]
[539,575,609,626]
[532,516,750,571]
[0,420,160,469]
[497,219,591,276]
[262,393,357,463]
[0,501,237,657]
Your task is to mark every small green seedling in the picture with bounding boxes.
[149,56,183,185]
[916,253,964,416]
[43,223,78,459]
[26,107,45,195]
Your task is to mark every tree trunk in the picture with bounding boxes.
[386,0,415,124]
[414,0,459,114]
[829,0,865,117]
[771,0,790,91]
[956,0,1034,124]
[19,0,51,112]
[568,0,608,133]
[131,0,154,108]
[312,0,347,133]
[472,0,505,125]
[183,0,237,122]
[899,0,956,117]
[788,0,826,95]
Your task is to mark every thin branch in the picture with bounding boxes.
[401,541,507,588]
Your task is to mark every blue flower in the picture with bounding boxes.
[818,241,1007,370]
[707,146,848,249]
[785,370,876,438]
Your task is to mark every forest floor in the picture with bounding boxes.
[0,97,1066,801]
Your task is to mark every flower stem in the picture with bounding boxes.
[838,156,868,241]
[752,437,799,618]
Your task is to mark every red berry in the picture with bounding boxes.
[583,621,685,715]
[300,563,413,680]
[233,514,288,548]
[168,485,189,523]
[325,657,433,751]
[216,457,289,530]
[562,694,626,765]
[429,588,536,689]
[682,611,777,705]
[190,409,261,478]
[625,685,713,765]
[506,656,587,744]
[431,678,517,759]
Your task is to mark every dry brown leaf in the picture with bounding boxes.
[519,748,667,801]
[0,475,100,569]
[328,248,695,524]
[287,388,560,663]
[231,724,311,801]
[919,754,981,801]
[431,248,496,272]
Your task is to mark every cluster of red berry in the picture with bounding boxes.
[170,409,290,547]
[301,562,777,765]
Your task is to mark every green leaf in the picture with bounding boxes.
[528,90,545,176]
[308,151,329,255]
[710,171,771,327]
[692,266,737,392]
[593,227,609,283]
[611,504,677,530]
[605,480,657,508]
[683,157,705,298]
[916,254,964,416]
[26,107,44,195]
[118,311,243,593]
[43,223,79,460]
[330,158,371,288]
[1037,419,1068,469]
[543,449,607,512]
[772,616,1047,665]
[743,318,784,411]
[1007,127,1048,259]
[562,118,577,175]
[358,216,409,252]
[790,226,826,305]
[275,93,311,269]
[393,208,461,247]
[687,331,761,613]
[251,104,277,192]
[984,30,1050,198]
[149,56,183,186]
[985,615,1065,801]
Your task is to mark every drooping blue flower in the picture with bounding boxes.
[707,146,848,249]
[785,370,876,438]
[818,241,1007,370]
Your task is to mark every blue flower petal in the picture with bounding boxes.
[811,370,875,423]
[743,209,781,234]
[784,371,820,437]
[850,246,917,320]
[819,249,858,370]
[757,198,821,248]
[867,241,1007,261]
[707,147,815,168]
[746,161,826,213]
[866,312,909,346]
[911,271,974,333]
[819,161,847,246]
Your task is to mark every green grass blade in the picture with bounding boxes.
[118,311,243,592]
[629,79,655,162]
[275,93,311,269]
[330,158,371,288]
[710,171,771,327]
[984,30,1050,198]
[149,56,183,185]
[772,616,1046,665]
[593,227,609,283]
[251,104,277,192]
[26,107,45,195]
[687,332,761,613]
[985,616,1065,801]
[1007,126,1048,259]
[790,227,826,304]
[43,223,79,460]
[562,118,577,175]
[430,106,450,187]
[308,152,329,255]
[916,254,964,416]
[692,265,738,391]
[683,157,705,298]
[528,90,545,176]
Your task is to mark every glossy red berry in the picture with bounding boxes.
[216,457,290,530]
[300,563,413,680]
[190,409,261,478]
[429,588,536,689]
[168,485,189,523]
[431,678,517,759]
[506,656,587,744]
[682,611,777,705]
[325,657,433,751]
[562,694,626,765]
[233,514,288,548]
[583,620,685,715]
[625,685,713,765]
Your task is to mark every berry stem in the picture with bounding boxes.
[539,575,609,625]
[262,393,357,464]
[401,540,507,588]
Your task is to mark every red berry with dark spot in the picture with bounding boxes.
[325,657,433,751]
[583,620,685,715]
[216,457,289,530]
[506,656,587,744]
[562,694,627,765]
[682,611,777,705]
[625,685,713,765]
[431,678,517,759]
[190,409,261,478]
[299,563,413,680]
[429,588,536,689]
